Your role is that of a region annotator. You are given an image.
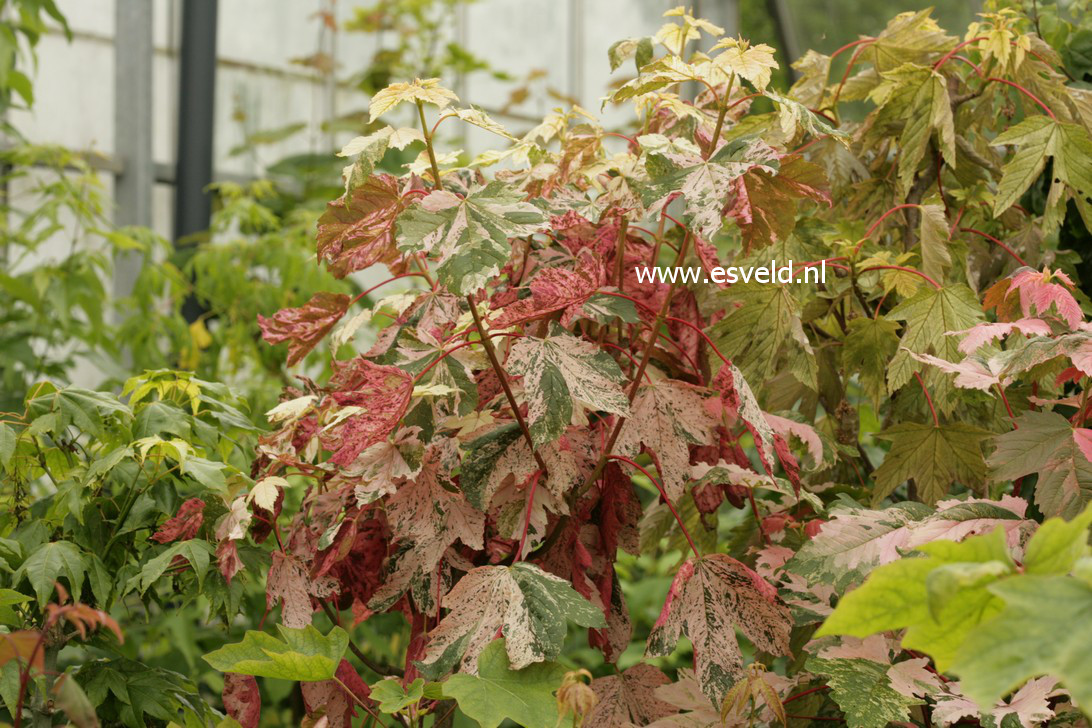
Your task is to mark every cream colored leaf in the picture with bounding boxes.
[249,476,288,511]
[369,78,458,122]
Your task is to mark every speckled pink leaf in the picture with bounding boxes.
[223,674,260,728]
[259,292,351,366]
[586,663,677,726]
[316,173,404,278]
[645,553,792,705]
[320,357,413,466]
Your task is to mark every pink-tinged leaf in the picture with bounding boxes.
[727,155,831,253]
[316,173,404,278]
[368,443,485,613]
[933,677,1062,727]
[1074,428,1092,463]
[489,257,606,329]
[710,363,778,476]
[616,380,717,501]
[817,634,892,662]
[302,660,372,728]
[216,539,244,583]
[151,498,205,544]
[986,268,1084,329]
[259,292,351,366]
[907,349,1007,391]
[888,658,943,699]
[320,357,413,466]
[585,664,677,725]
[952,318,1051,354]
[223,674,260,728]
[764,413,823,466]
[266,551,339,628]
[645,553,792,705]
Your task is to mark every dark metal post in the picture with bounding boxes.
[114,0,154,301]
[174,0,219,321]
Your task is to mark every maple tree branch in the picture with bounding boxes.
[708,72,736,157]
[320,601,398,677]
[350,272,431,306]
[608,454,699,558]
[466,294,549,475]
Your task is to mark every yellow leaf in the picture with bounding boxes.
[369,78,458,122]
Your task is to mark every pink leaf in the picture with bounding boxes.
[259,292,351,366]
[151,498,205,544]
[223,674,260,728]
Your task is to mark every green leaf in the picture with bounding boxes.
[76,658,210,728]
[886,284,984,394]
[806,657,921,728]
[581,293,639,325]
[14,540,86,605]
[441,639,566,728]
[872,422,991,505]
[842,317,901,405]
[988,410,1092,519]
[950,574,1092,710]
[416,562,603,679]
[0,589,31,625]
[0,424,15,469]
[817,528,1014,671]
[507,324,629,447]
[202,625,349,681]
[136,540,214,593]
[991,116,1056,217]
[370,677,424,714]
[918,203,951,283]
[396,182,545,295]
[711,282,815,388]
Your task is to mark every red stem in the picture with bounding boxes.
[784,685,831,704]
[852,203,920,255]
[933,36,988,70]
[960,227,1027,266]
[350,272,430,305]
[987,77,1057,120]
[514,470,543,560]
[607,454,699,558]
[859,265,941,290]
[915,371,940,427]
[830,37,875,60]
[996,384,1018,426]
[832,39,875,107]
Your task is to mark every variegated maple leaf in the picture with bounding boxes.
[616,381,718,501]
[416,562,604,679]
[786,497,1032,585]
[640,136,780,241]
[319,357,414,466]
[488,261,605,329]
[368,77,458,121]
[507,324,630,447]
[646,553,792,705]
[459,423,593,511]
[396,182,546,295]
[316,174,404,278]
[585,664,676,726]
[984,267,1083,329]
[368,443,484,613]
[726,154,831,252]
[258,292,350,366]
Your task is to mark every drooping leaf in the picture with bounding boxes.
[321,357,414,467]
[727,155,831,252]
[918,203,951,283]
[316,174,404,278]
[396,182,546,295]
[507,324,629,447]
[202,625,349,681]
[151,498,206,544]
[843,317,901,405]
[440,639,567,728]
[416,562,604,679]
[222,674,260,728]
[645,554,792,704]
[615,380,717,501]
[258,292,351,367]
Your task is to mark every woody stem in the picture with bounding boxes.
[467,294,549,475]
